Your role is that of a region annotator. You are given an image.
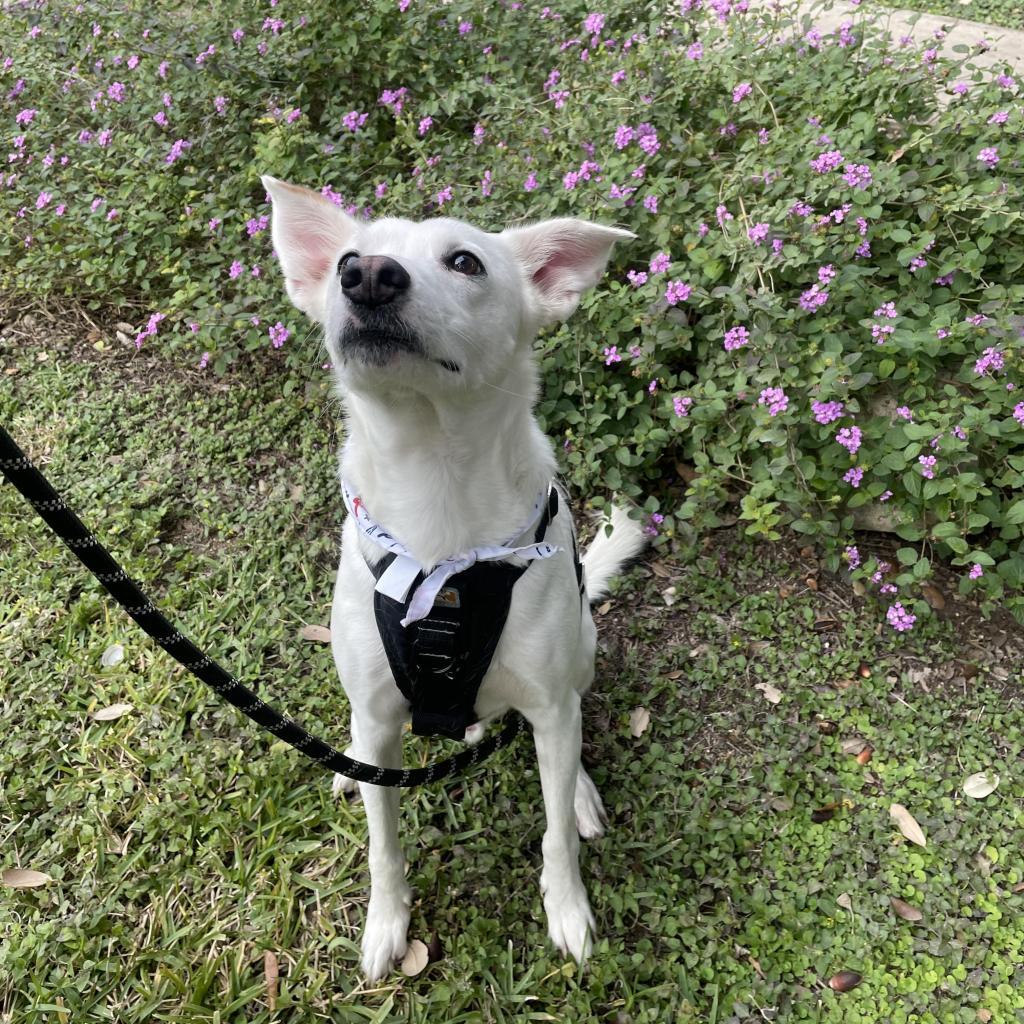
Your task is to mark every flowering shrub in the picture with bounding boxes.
[2,0,1024,624]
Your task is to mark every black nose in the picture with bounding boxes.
[340,255,411,309]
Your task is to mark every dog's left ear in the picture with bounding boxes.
[500,218,635,326]
[262,175,358,322]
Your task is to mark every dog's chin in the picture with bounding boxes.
[335,323,461,379]
[338,325,422,368]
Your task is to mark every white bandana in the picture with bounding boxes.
[341,480,562,627]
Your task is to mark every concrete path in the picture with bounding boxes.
[758,1,1024,75]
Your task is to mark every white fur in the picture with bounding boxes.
[263,175,645,980]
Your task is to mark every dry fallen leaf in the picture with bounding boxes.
[92,703,133,721]
[890,804,927,847]
[836,893,853,911]
[811,803,838,823]
[754,681,782,704]
[649,560,673,579]
[963,771,999,800]
[2,868,52,888]
[299,624,332,644]
[426,933,444,964]
[978,1010,993,1023]
[921,584,946,610]
[100,643,124,668]
[856,745,874,766]
[890,897,923,922]
[401,939,429,977]
[629,706,651,738]
[264,951,279,1012]
[840,737,868,756]
[661,585,677,607]
[596,600,612,616]
[858,663,872,678]
[829,970,862,992]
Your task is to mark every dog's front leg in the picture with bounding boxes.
[350,709,411,981]
[527,691,596,965]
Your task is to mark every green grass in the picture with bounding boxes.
[2,336,1023,1023]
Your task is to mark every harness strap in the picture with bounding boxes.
[367,488,565,739]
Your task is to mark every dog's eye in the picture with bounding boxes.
[337,252,359,274]
[447,251,485,277]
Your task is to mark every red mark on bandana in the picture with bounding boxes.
[353,497,364,517]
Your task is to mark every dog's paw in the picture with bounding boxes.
[574,770,607,840]
[543,885,596,965]
[361,888,412,981]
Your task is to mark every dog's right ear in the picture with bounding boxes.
[261,175,357,323]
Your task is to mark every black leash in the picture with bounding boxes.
[0,425,527,787]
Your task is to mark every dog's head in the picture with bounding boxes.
[262,176,633,393]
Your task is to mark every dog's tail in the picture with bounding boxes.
[581,504,648,603]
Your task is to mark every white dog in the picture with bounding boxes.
[263,175,645,980]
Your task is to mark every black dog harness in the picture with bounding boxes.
[358,488,584,740]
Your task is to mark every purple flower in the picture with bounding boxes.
[626,270,648,287]
[523,172,538,192]
[458,19,473,34]
[15,108,36,125]
[988,111,1009,125]
[844,466,863,487]
[810,149,844,173]
[842,163,872,189]
[759,387,788,416]
[845,545,860,569]
[715,204,733,227]
[643,194,658,213]
[97,129,112,146]
[919,455,937,479]
[246,214,269,237]
[614,124,635,149]
[687,41,703,60]
[871,323,894,344]
[836,425,862,454]
[165,138,192,164]
[1014,402,1024,426]
[229,260,244,279]
[968,563,984,579]
[974,347,1004,376]
[723,325,749,351]
[977,147,999,168]
[887,602,916,632]
[269,322,289,348]
[342,110,368,132]
[673,395,693,417]
[665,280,691,305]
[436,186,453,206]
[880,490,892,502]
[747,222,770,244]
[649,251,671,274]
[153,111,168,127]
[874,302,897,319]
[638,131,660,155]
[418,116,433,136]
[799,285,829,312]
[603,345,621,365]
[732,81,752,103]
[896,406,912,420]
[818,264,836,285]
[812,400,844,425]
[789,200,813,217]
